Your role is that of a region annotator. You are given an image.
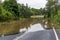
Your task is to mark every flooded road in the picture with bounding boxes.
[0,23,60,40]
[20,23,44,32]
[14,23,59,40]
[27,23,44,32]
[14,23,45,40]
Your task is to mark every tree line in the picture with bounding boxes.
[0,0,46,22]
[46,0,60,24]
[0,0,60,24]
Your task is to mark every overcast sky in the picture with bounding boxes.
[17,0,47,9]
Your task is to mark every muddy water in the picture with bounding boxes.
[20,23,45,32]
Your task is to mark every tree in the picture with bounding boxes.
[3,0,19,17]
[20,3,32,18]
[45,0,60,28]
[46,0,58,18]
[45,0,56,28]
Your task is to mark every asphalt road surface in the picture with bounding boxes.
[56,29,60,40]
[0,29,60,40]
[18,29,56,40]
[0,31,25,40]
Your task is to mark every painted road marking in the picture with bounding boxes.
[13,31,28,40]
[53,27,59,40]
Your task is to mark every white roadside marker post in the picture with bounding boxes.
[53,27,59,40]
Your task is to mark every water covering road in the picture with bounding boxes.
[0,23,60,40]
[14,23,60,40]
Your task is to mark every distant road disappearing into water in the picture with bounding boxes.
[14,23,60,40]
[0,23,60,40]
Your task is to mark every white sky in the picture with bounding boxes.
[17,0,47,9]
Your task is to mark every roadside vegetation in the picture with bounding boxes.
[0,0,60,35]
[0,18,43,35]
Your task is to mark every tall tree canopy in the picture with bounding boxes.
[3,0,19,17]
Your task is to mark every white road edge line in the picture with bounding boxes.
[53,27,59,40]
[13,31,27,40]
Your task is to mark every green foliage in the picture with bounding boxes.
[0,0,47,21]
[46,0,58,18]
[0,8,14,21]
[0,0,20,21]
[3,0,19,17]
[20,4,32,18]
[46,0,60,26]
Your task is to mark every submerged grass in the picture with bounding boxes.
[0,18,59,35]
[0,18,43,35]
